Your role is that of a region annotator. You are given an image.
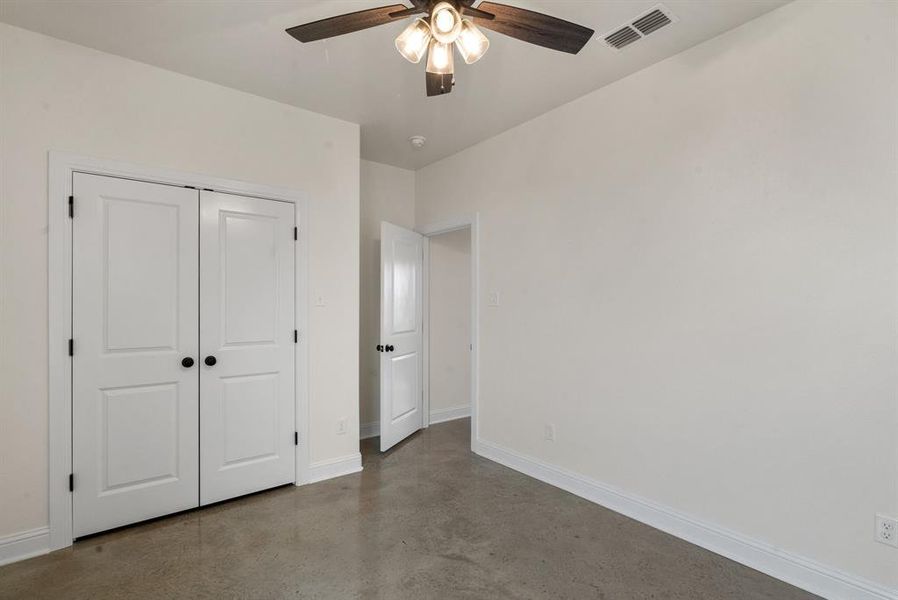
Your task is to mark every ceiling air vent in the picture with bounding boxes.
[604,26,641,50]
[632,9,672,35]
[603,5,677,51]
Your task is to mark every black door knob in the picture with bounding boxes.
[204,355,217,367]
[181,357,195,368]
[376,344,384,352]
[386,345,395,352]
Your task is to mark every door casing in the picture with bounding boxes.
[416,215,480,450]
[48,151,310,551]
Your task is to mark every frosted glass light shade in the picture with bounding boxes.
[456,20,490,64]
[425,39,454,75]
[430,1,462,44]
[395,18,432,63]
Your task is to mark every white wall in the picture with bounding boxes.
[416,0,898,591]
[0,24,360,538]
[429,228,471,416]
[359,160,416,429]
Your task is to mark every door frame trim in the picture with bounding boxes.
[48,151,310,551]
[416,214,480,452]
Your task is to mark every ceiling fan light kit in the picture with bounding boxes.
[430,2,463,43]
[395,18,432,63]
[456,18,490,64]
[286,1,595,97]
[425,39,455,75]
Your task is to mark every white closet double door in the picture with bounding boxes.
[72,173,296,538]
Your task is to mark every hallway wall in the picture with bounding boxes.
[428,228,472,422]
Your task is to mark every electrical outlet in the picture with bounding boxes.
[544,423,556,442]
[337,418,348,435]
[875,514,898,548]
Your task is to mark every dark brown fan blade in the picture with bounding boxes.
[460,5,495,20]
[390,4,430,18]
[472,2,594,54]
[286,4,409,43]
[426,72,454,97]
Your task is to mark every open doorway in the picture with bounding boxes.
[424,227,472,427]
[361,212,478,454]
[419,215,479,452]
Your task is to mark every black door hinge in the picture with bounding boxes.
[69,473,74,492]
[68,339,74,356]
[68,196,74,218]
[294,431,299,446]
[294,330,298,343]
[294,226,298,241]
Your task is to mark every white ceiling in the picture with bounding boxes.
[0,0,788,169]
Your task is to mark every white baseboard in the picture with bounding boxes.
[474,439,897,600]
[0,527,50,567]
[360,406,470,440]
[1,457,363,567]
[306,453,363,484]
[429,405,471,425]
[360,421,379,440]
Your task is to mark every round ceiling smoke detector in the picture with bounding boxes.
[409,136,427,149]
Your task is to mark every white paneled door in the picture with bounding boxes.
[72,175,296,536]
[379,222,425,451]
[199,191,296,505]
[72,173,200,537]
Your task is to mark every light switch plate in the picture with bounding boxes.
[488,291,500,307]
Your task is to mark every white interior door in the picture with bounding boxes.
[379,222,425,451]
[72,173,199,537]
[199,191,296,505]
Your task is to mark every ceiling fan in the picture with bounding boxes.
[286,1,594,97]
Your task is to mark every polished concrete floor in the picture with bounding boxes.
[0,418,819,600]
